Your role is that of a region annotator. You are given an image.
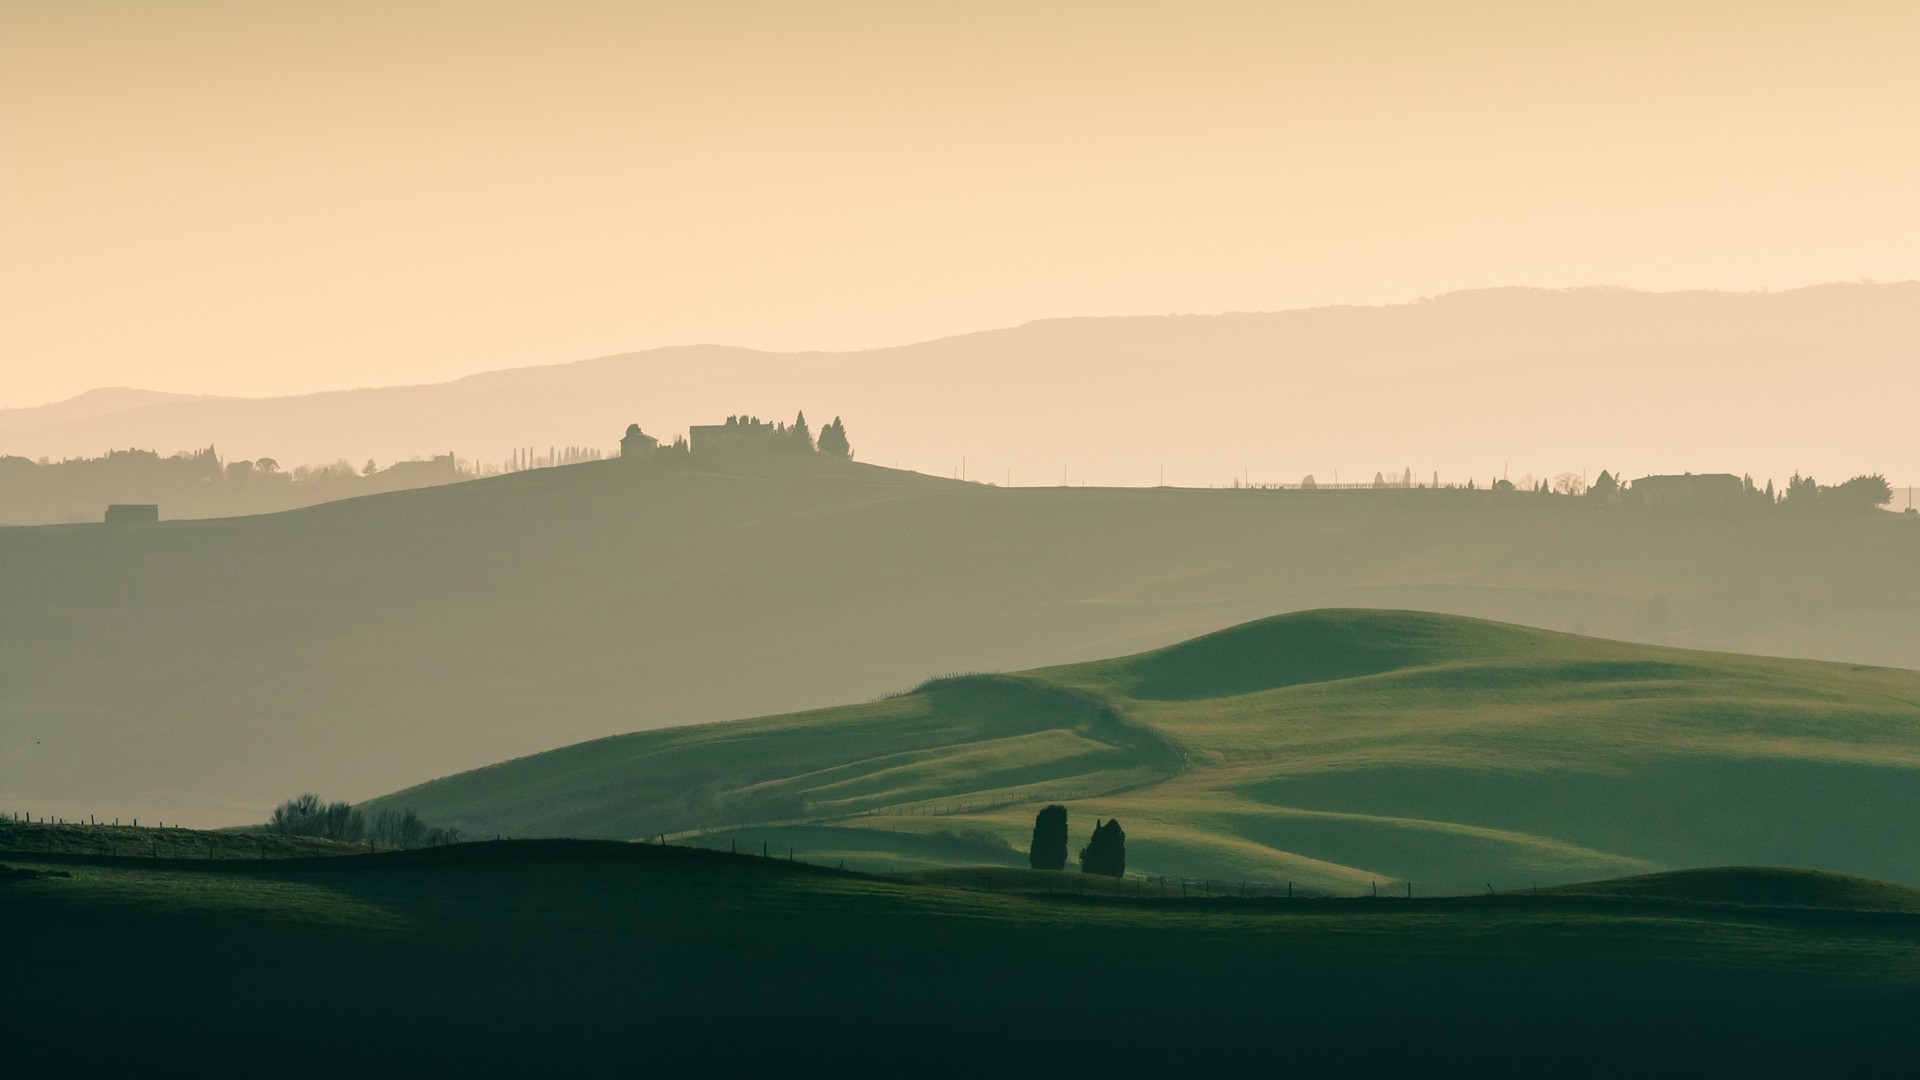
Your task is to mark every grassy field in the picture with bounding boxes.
[6,840,1919,1073]
[4,450,1913,828]
[363,609,1920,892]
[0,818,369,861]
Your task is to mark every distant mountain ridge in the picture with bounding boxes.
[5,283,1914,486]
[0,386,228,434]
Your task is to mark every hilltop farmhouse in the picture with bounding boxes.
[688,416,778,452]
[620,425,659,457]
[620,413,849,460]
[1630,473,1743,509]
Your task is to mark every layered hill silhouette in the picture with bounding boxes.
[362,608,1920,891]
[5,452,1915,827]
[4,284,1915,485]
[14,841,1920,1072]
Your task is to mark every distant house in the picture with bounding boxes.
[383,454,458,481]
[104,504,159,526]
[620,424,658,458]
[1629,473,1743,509]
[689,416,776,453]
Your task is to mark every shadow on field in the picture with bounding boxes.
[6,840,1920,1075]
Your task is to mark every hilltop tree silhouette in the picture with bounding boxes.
[1785,472,1819,509]
[1080,818,1126,877]
[1029,805,1068,870]
[817,416,852,458]
[1823,474,1893,512]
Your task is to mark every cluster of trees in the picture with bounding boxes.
[699,412,853,458]
[270,793,360,839]
[816,416,852,458]
[0,445,474,525]
[504,445,604,472]
[268,793,457,849]
[1027,804,1127,878]
[1583,470,1893,511]
[1780,473,1894,512]
[1288,469,1895,512]
[0,446,475,489]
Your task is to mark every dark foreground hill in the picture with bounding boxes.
[6,841,1919,1075]
[3,451,1915,827]
[368,609,1920,891]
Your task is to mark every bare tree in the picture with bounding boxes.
[270,793,323,835]
[372,807,431,849]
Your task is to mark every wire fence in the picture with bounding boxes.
[6,810,1546,901]
[1,812,420,860]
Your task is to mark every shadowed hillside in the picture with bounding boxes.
[8,841,1920,1073]
[1541,867,1920,913]
[4,452,1915,827]
[363,610,1920,892]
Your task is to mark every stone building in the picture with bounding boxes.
[621,424,659,458]
[1628,473,1743,509]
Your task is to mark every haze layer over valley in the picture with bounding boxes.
[5,451,1912,826]
[5,283,1913,491]
[9,4,1920,1070]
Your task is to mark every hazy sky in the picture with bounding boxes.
[4,0,1917,407]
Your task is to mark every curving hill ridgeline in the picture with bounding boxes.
[4,452,1916,827]
[365,609,1920,892]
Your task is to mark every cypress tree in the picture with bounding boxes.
[818,417,852,458]
[1080,818,1126,878]
[1029,805,1068,870]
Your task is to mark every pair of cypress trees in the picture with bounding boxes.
[1028,804,1126,877]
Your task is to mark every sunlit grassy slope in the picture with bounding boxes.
[367,610,1920,892]
[8,842,1920,1072]
[4,450,1914,825]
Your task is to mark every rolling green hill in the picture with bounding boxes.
[1540,866,1920,914]
[365,609,1920,892]
[7,842,1919,1073]
[3,451,1915,828]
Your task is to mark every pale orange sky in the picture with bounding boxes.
[3,0,1917,408]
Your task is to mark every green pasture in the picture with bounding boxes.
[367,609,1920,891]
[6,450,1915,827]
